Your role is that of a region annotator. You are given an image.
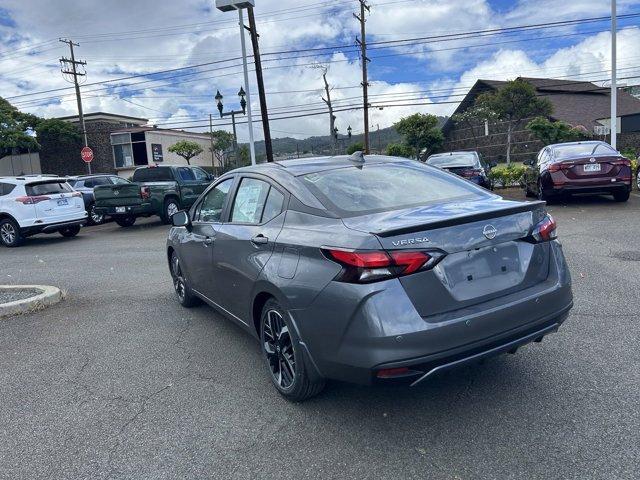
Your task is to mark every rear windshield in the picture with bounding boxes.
[26,181,73,196]
[553,143,616,160]
[133,167,174,182]
[301,162,485,216]
[427,153,479,168]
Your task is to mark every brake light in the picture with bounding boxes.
[611,158,631,167]
[14,195,51,204]
[140,186,151,199]
[71,192,82,198]
[548,163,572,173]
[324,249,445,283]
[526,214,557,243]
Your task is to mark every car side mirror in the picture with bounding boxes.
[523,159,533,166]
[489,160,497,168]
[172,210,191,230]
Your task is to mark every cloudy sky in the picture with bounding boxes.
[1,0,640,142]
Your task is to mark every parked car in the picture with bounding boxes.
[524,141,632,202]
[0,176,87,247]
[166,154,573,402]
[66,174,131,225]
[93,165,213,227]
[425,151,494,189]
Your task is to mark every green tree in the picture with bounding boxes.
[386,143,415,158]
[36,118,82,148]
[168,140,203,165]
[0,97,40,156]
[526,117,590,145]
[346,141,364,155]
[237,145,251,167]
[210,130,235,169]
[393,113,443,160]
[476,79,553,164]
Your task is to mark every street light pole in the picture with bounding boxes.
[611,0,617,150]
[238,9,256,165]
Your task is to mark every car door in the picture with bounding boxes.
[210,175,287,322]
[175,167,206,209]
[191,167,213,195]
[179,177,235,300]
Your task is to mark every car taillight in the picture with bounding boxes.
[548,163,572,173]
[525,214,557,243]
[14,195,51,204]
[71,192,82,198]
[324,248,445,283]
[611,158,631,167]
[140,186,151,199]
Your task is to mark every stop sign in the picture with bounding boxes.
[81,146,94,163]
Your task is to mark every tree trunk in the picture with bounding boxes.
[506,123,512,165]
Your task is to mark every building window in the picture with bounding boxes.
[111,132,148,168]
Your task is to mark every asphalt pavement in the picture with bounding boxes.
[1,191,639,480]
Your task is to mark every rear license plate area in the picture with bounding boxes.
[584,164,601,172]
[116,206,126,213]
[57,199,68,206]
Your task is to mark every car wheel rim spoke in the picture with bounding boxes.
[263,309,295,389]
[167,203,178,217]
[1,224,15,243]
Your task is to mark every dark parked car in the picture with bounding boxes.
[524,141,632,202]
[166,154,573,402]
[425,151,493,189]
[94,165,213,227]
[66,174,130,225]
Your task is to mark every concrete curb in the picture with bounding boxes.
[0,285,63,319]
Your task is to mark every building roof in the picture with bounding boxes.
[444,77,640,133]
[57,112,148,125]
[111,126,211,139]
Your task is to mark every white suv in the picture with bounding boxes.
[0,176,88,247]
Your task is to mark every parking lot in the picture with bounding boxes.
[1,189,639,480]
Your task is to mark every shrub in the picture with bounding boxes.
[488,163,527,188]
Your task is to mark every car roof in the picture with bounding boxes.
[233,154,407,177]
[0,175,67,184]
[547,140,611,149]
[429,151,478,157]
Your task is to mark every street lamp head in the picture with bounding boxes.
[347,125,352,138]
[215,90,224,117]
[215,0,255,12]
[238,86,245,98]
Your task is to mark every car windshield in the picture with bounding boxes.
[427,153,479,168]
[301,162,485,216]
[553,143,617,160]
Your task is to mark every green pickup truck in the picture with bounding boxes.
[94,165,214,227]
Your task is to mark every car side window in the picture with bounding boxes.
[192,167,209,181]
[0,182,16,196]
[111,177,129,185]
[230,178,271,224]
[177,167,196,181]
[261,187,285,223]
[197,179,233,223]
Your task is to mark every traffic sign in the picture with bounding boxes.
[81,146,94,163]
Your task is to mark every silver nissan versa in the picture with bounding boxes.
[167,154,573,402]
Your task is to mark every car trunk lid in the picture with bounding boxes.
[557,156,622,180]
[342,199,551,318]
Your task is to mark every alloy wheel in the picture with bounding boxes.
[171,255,186,302]
[167,202,179,219]
[1,223,16,245]
[263,310,296,389]
[90,205,104,224]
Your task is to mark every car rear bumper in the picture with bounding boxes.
[546,183,631,196]
[293,240,573,385]
[94,203,153,217]
[21,218,86,236]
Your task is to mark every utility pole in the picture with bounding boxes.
[246,7,273,162]
[237,9,256,165]
[354,0,371,154]
[209,114,217,171]
[375,123,381,153]
[320,70,337,154]
[611,0,618,149]
[59,38,90,174]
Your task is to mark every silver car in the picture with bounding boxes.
[167,154,573,402]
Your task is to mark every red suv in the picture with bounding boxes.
[524,141,632,202]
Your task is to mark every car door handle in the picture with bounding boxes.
[251,234,268,245]
[204,237,214,246]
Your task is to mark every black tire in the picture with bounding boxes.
[59,225,81,237]
[0,218,23,248]
[87,203,105,225]
[170,252,200,307]
[260,299,325,402]
[613,189,630,202]
[115,216,136,228]
[525,186,536,198]
[162,197,180,225]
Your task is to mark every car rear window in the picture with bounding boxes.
[553,143,616,160]
[26,181,73,196]
[301,162,485,216]
[427,153,479,168]
[133,167,174,182]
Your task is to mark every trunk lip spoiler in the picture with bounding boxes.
[374,201,546,238]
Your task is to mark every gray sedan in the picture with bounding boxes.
[167,154,573,402]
